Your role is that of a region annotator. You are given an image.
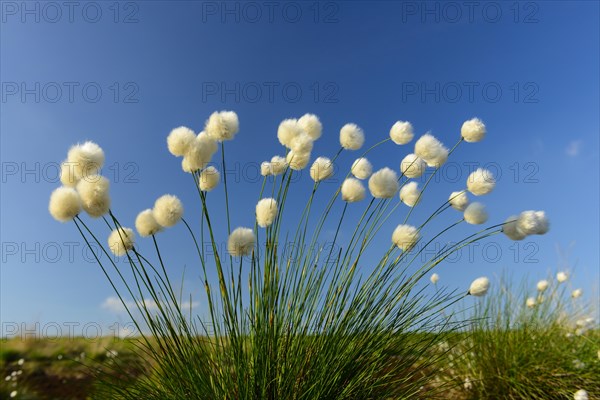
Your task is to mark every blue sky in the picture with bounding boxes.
[1,1,598,338]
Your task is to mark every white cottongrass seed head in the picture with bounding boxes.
[183,132,218,172]
[430,273,439,284]
[574,389,589,400]
[464,202,488,225]
[369,167,399,199]
[537,280,549,292]
[389,121,414,145]
[341,178,366,203]
[135,209,162,237]
[466,168,495,196]
[153,194,183,227]
[205,111,239,141]
[107,227,135,257]
[60,160,79,187]
[199,166,220,192]
[414,134,448,167]
[76,175,111,218]
[270,156,288,175]
[290,132,314,154]
[228,227,255,257]
[399,181,421,207]
[260,162,272,176]
[517,210,550,236]
[391,224,420,251]
[310,157,334,182]
[502,215,527,241]
[278,119,303,148]
[571,289,583,299]
[400,153,427,179]
[67,141,105,179]
[49,187,82,222]
[469,277,490,297]
[449,190,469,211]
[351,157,372,180]
[286,150,311,170]
[167,126,196,156]
[557,271,569,283]
[340,123,365,150]
[461,118,486,143]
[256,198,278,228]
[526,297,536,308]
[298,113,322,140]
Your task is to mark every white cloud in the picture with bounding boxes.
[566,140,582,157]
[101,296,199,314]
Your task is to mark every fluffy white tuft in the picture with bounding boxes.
[340,123,365,150]
[368,167,399,198]
[537,280,549,292]
[557,271,568,283]
[341,178,366,202]
[414,134,448,167]
[502,215,526,241]
[467,168,495,196]
[49,187,82,222]
[270,156,288,175]
[76,175,111,218]
[199,166,220,192]
[310,157,334,182]
[107,227,135,256]
[135,209,162,237]
[60,160,79,187]
[469,277,490,296]
[449,190,469,211]
[400,153,427,178]
[183,132,218,172]
[205,111,239,141]
[399,181,421,207]
[351,158,372,180]
[153,194,184,227]
[67,141,105,180]
[286,150,311,170]
[278,119,303,148]
[461,118,486,142]
[227,227,255,256]
[574,389,589,400]
[167,126,196,156]
[391,224,420,251]
[290,132,314,154]
[516,210,549,236]
[526,297,536,308]
[389,121,414,145]
[260,162,272,176]
[572,288,583,299]
[430,273,439,284]
[256,198,278,228]
[298,113,322,140]
[464,202,488,225]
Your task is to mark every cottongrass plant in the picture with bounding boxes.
[48,113,550,399]
[443,272,599,399]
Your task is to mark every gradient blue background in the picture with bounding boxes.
[1,1,598,337]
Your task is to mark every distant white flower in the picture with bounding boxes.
[49,187,82,222]
[502,215,527,241]
[286,150,311,170]
[557,271,568,283]
[369,167,399,198]
[571,289,583,299]
[526,297,536,308]
[153,195,184,227]
[341,178,366,203]
[537,280,549,292]
[469,277,490,297]
[167,126,196,156]
[278,119,303,148]
[400,181,421,207]
[430,273,439,284]
[340,123,365,150]
[391,224,419,251]
[574,389,589,400]
[205,111,239,141]
[310,157,334,182]
[572,359,586,369]
[449,190,469,211]
[17,359,24,366]
[199,166,220,192]
[298,113,322,140]
[270,156,288,175]
[184,132,218,172]
[466,168,495,196]
[464,202,488,225]
[463,377,472,390]
[290,132,314,154]
[414,134,448,167]
[108,227,135,257]
[227,227,255,256]
[461,118,486,143]
[260,162,272,176]
[517,210,550,236]
[390,121,414,145]
[67,141,105,179]
[135,209,162,237]
[351,158,372,180]
[76,175,111,218]
[256,198,278,228]
[400,154,427,178]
